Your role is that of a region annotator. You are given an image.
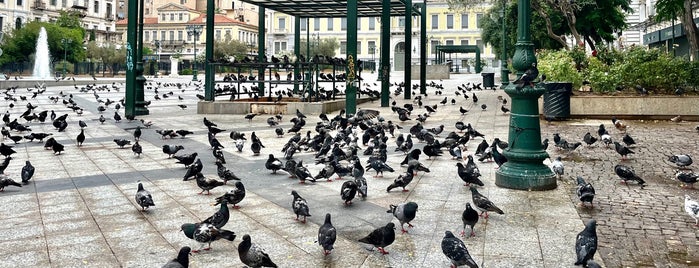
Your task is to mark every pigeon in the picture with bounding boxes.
[675,171,699,189]
[132,141,142,157]
[613,142,634,159]
[317,213,337,256]
[76,129,85,146]
[214,181,246,209]
[500,105,510,114]
[291,190,311,223]
[441,231,479,268]
[52,140,65,155]
[366,158,394,177]
[622,134,636,147]
[685,195,699,226]
[0,175,21,191]
[386,169,415,192]
[238,234,278,268]
[550,156,564,179]
[134,126,142,140]
[341,180,358,205]
[274,127,284,137]
[470,187,504,218]
[78,120,87,129]
[576,176,595,208]
[583,132,597,146]
[355,175,368,198]
[457,157,484,186]
[387,202,418,233]
[669,154,693,169]
[99,114,106,124]
[201,200,230,229]
[474,140,488,156]
[612,117,627,132]
[601,133,613,147]
[113,111,121,123]
[175,152,199,168]
[358,222,396,255]
[265,154,283,174]
[180,222,236,253]
[575,219,598,266]
[614,164,645,187]
[135,182,155,211]
[461,203,479,237]
[162,145,184,158]
[176,130,193,138]
[21,161,34,184]
[0,157,10,174]
[213,148,226,164]
[215,161,240,183]
[113,138,131,148]
[162,246,191,268]
[186,172,225,195]
[513,62,539,89]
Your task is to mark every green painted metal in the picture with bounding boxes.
[294,16,300,94]
[435,45,482,73]
[134,0,148,115]
[124,0,137,118]
[204,0,215,101]
[257,7,265,96]
[495,0,556,191]
[345,0,358,114]
[380,0,390,106]
[403,0,411,100]
[500,0,509,88]
[419,2,426,95]
[306,21,312,100]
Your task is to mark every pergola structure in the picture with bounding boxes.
[201,0,428,114]
[435,45,483,74]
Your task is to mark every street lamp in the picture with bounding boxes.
[154,40,161,78]
[369,44,376,74]
[500,0,510,88]
[61,38,72,78]
[186,24,203,81]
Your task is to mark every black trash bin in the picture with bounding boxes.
[481,73,495,89]
[542,82,573,120]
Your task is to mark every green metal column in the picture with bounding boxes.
[379,0,390,106]
[500,0,509,88]
[403,0,412,100]
[204,0,215,101]
[306,20,311,100]
[257,7,265,96]
[419,2,426,95]
[134,0,148,115]
[124,0,137,117]
[293,16,300,94]
[495,0,555,191]
[345,0,358,114]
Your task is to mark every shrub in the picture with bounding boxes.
[537,49,583,89]
[180,68,192,75]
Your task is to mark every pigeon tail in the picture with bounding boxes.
[219,230,237,241]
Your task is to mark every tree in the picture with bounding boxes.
[575,0,632,50]
[299,37,339,58]
[0,21,83,66]
[85,41,124,76]
[213,39,248,63]
[655,0,699,61]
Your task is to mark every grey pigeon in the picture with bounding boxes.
[669,154,693,168]
[238,234,278,267]
[386,168,415,192]
[675,171,699,189]
[457,156,484,186]
[685,195,699,226]
[576,176,595,208]
[113,138,131,148]
[366,158,394,177]
[180,222,236,253]
[201,200,230,229]
[162,246,191,268]
[132,141,142,157]
[175,152,198,168]
[0,175,21,191]
[358,222,395,255]
[613,164,645,187]
[551,156,564,178]
[317,213,337,256]
[291,190,311,223]
[186,172,224,195]
[135,182,155,211]
[461,203,479,237]
[470,187,504,218]
[574,219,598,266]
[622,133,636,147]
[387,202,418,233]
[215,161,240,183]
[265,154,283,174]
[613,141,634,159]
[341,180,358,205]
[355,175,368,198]
[21,160,34,184]
[214,181,246,209]
[441,231,478,268]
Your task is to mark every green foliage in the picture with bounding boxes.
[0,21,84,65]
[653,0,684,22]
[537,49,583,89]
[583,57,623,92]
[299,37,339,58]
[84,41,125,70]
[569,45,588,71]
[214,39,248,63]
[180,69,193,75]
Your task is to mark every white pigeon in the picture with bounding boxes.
[550,156,564,179]
[685,195,699,226]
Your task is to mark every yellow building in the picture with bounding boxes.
[265,0,495,72]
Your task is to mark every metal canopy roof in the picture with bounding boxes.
[436,45,480,53]
[239,0,409,18]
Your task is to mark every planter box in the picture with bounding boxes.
[197,97,374,115]
[539,95,699,120]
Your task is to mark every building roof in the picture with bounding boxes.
[239,0,409,18]
[116,14,250,27]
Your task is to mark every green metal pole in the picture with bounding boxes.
[134,0,148,115]
[192,36,198,81]
[306,19,311,99]
[257,7,265,96]
[495,0,555,191]
[500,0,509,88]
[380,0,390,106]
[124,0,137,118]
[419,2,426,95]
[346,0,357,114]
[204,0,214,101]
[293,16,300,94]
[403,0,412,100]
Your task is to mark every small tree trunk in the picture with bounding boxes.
[532,0,569,49]
[682,0,699,61]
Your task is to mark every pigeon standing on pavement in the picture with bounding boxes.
[135,182,155,211]
[675,171,699,189]
[386,168,415,192]
[470,187,504,218]
[132,141,142,157]
[613,142,634,159]
[551,156,564,179]
[214,181,246,209]
[0,175,21,191]
[21,160,34,184]
[441,230,479,268]
[317,213,337,256]
[358,222,396,255]
[387,202,418,233]
[186,172,225,195]
[614,164,646,188]
[574,219,598,266]
[576,176,596,208]
[201,200,230,229]
[668,154,693,169]
[162,246,191,268]
[685,195,699,226]
[291,190,311,223]
[238,234,278,268]
[461,203,479,237]
[583,132,597,146]
[180,222,236,253]
[341,180,358,205]
[457,156,484,186]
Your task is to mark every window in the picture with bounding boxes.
[430,40,438,54]
[278,17,285,30]
[398,17,405,28]
[476,39,483,52]
[179,13,183,21]
[169,31,174,41]
[476,13,483,28]
[15,18,21,29]
[357,18,361,31]
[357,41,361,54]
[0,17,4,32]
[327,18,333,31]
[460,39,469,45]
[461,14,468,29]
[431,15,437,29]
[215,30,221,40]
[16,0,22,6]
[178,30,183,40]
[341,18,346,30]
[340,41,347,54]
[225,29,231,41]
[170,14,174,21]
[446,15,453,29]
[145,31,149,41]
[106,3,112,16]
[368,17,375,30]
[62,0,66,7]
[152,31,156,41]
[180,0,185,3]
[446,40,454,45]
[93,0,98,12]
[300,18,307,31]
[274,42,280,53]
[368,41,376,54]
[50,0,56,5]
[161,14,165,21]
[161,30,166,41]
[314,18,319,31]
[280,41,287,51]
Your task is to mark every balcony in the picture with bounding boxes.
[159,40,186,47]
[272,28,288,36]
[105,14,114,21]
[32,0,46,10]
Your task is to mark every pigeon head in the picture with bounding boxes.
[137,182,144,192]
[234,181,244,189]
[291,190,300,198]
[584,219,597,232]
[180,223,196,239]
[465,202,472,210]
[324,213,332,224]
[176,246,191,264]
[444,230,456,238]
[386,222,395,230]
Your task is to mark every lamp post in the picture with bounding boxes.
[186,24,203,81]
[500,0,509,88]
[61,38,72,78]
[369,44,375,74]
[154,40,161,78]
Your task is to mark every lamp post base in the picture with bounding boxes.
[495,160,556,191]
[192,69,199,81]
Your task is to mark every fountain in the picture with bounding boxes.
[32,27,52,79]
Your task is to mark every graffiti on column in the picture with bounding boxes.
[126,43,134,71]
[347,55,355,84]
